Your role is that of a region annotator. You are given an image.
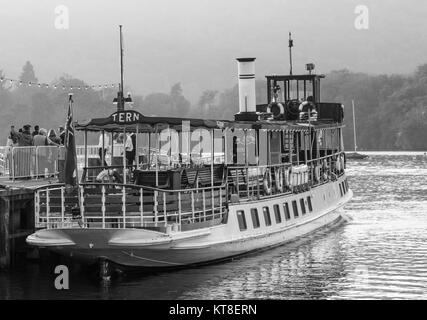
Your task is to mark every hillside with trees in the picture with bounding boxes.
[1,61,426,150]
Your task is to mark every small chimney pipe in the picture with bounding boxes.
[236,58,256,113]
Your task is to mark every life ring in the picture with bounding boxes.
[288,169,294,188]
[284,167,291,187]
[275,168,284,193]
[263,168,272,195]
[315,165,321,182]
[323,159,328,180]
[267,102,285,119]
[336,156,341,172]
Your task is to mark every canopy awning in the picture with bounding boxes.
[75,110,343,133]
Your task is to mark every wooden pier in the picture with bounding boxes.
[0,177,58,269]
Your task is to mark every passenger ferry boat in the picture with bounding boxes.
[27,57,352,274]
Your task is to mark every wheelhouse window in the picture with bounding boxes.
[300,199,306,215]
[251,208,260,229]
[292,200,299,218]
[307,196,313,212]
[263,207,272,226]
[273,204,282,224]
[237,211,247,231]
[283,203,291,221]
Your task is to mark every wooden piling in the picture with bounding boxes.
[0,196,10,269]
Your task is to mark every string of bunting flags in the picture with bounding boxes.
[0,76,119,91]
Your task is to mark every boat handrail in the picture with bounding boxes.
[34,181,228,231]
[80,181,228,194]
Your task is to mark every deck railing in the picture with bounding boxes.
[227,151,346,201]
[34,182,228,232]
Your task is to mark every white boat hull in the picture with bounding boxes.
[27,176,352,269]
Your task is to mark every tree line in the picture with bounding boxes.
[1,61,426,150]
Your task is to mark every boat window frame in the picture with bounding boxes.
[237,210,248,231]
[300,198,307,215]
[251,208,260,229]
[292,200,299,218]
[283,203,291,221]
[307,196,313,212]
[263,207,272,226]
[273,204,282,224]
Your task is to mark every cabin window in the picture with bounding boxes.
[343,182,347,194]
[237,211,247,231]
[300,199,306,215]
[292,200,299,218]
[273,204,282,224]
[263,207,272,226]
[283,203,291,221]
[307,196,313,212]
[339,184,343,197]
[251,208,260,229]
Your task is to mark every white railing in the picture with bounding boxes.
[34,183,228,231]
[227,151,346,201]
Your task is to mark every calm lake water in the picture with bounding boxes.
[1,152,427,300]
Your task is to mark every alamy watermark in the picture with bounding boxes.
[54,265,69,290]
[54,5,69,30]
[355,5,369,30]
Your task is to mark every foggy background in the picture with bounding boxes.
[1,0,426,101]
[1,0,427,150]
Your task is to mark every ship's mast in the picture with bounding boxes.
[114,25,125,111]
[289,32,293,75]
[352,100,358,152]
[120,25,124,106]
[114,25,132,111]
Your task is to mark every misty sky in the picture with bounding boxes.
[1,0,426,102]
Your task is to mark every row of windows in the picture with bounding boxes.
[339,179,349,197]
[237,196,314,231]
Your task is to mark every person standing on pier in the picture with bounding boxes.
[59,127,65,145]
[11,125,33,147]
[10,125,33,178]
[32,125,40,137]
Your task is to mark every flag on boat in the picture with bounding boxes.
[64,94,77,186]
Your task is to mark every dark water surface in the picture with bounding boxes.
[1,152,426,299]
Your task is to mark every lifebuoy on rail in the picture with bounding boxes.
[263,168,272,195]
[315,165,321,182]
[275,168,284,193]
[284,167,291,188]
[336,156,342,172]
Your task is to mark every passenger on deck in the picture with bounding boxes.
[125,133,134,166]
[98,132,110,167]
